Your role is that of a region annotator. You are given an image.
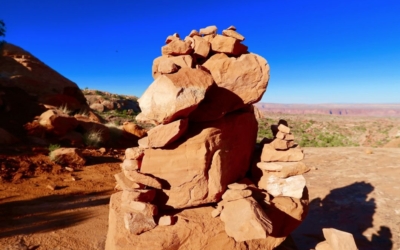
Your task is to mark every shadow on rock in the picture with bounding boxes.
[292,181,393,250]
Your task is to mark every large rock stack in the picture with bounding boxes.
[106,25,308,250]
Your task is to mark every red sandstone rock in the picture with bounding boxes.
[122,200,158,217]
[199,25,217,35]
[90,103,104,112]
[137,68,214,124]
[221,189,252,201]
[123,212,156,235]
[122,122,147,138]
[322,228,358,250]
[210,35,248,56]
[152,55,193,79]
[270,138,289,150]
[158,216,174,226]
[220,197,273,242]
[261,144,304,162]
[147,119,188,148]
[278,124,290,134]
[157,59,179,74]
[222,29,245,41]
[258,174,306,199]
[316,241,333,250]
[193,36,210,58]
[259,162,310,178]
[39,109,78,136]
[106,192,288,250]
[227,182,248,190]
[165,33,180,44]
[123,170,163,189]
[50,148,86,166]
[188,29,199,37]
[125,147,144,160]
[120,159,140,171]
[161,40,193,56]
[140,110,258,209]
[121,189,156,203]
[227,25,236,30]
[114,172,144,191]
[202,53,269,106]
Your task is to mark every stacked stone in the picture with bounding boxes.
[256,122,310,199]
[106,26,308,250]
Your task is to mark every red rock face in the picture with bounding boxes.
[141,110,258,209]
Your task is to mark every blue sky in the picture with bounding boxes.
[1,0,400,103]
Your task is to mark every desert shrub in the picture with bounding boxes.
[83,129,103,147]
[48,144,61,162]
[106,122,123,145]
[57,105,74,116]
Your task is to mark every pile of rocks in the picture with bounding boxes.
[106,25,308,250]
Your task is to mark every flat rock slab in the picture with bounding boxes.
[105,192,287,250]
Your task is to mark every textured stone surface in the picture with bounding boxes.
[210,35,248,56]
[125,147,144,160]
[222,29,245,41]
[199,25,217,35]
[323,228,358,250]
[123,170,163,189]
[220,198,273,242]
[140,110,258,209]
[39,109,78,136]
[121,189,156,203]
[123,212,156,235]
[137,68,214,124]
[147,119,188,148]
[161,40,193,56]
[50,148,86,166]
[106,192,287,250]
[221,189,252,202]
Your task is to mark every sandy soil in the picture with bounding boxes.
[1,147,399,250]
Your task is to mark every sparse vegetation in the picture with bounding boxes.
[48,144,61,162]
[83,129,104,147]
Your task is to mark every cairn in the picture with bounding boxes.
[106,25,309,250]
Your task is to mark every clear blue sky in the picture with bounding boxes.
[2,0,400,103]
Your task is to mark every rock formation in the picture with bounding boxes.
[106,25,309,249]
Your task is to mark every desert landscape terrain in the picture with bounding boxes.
[1,24,399,250]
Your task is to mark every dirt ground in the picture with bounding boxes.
[1,147,399,250]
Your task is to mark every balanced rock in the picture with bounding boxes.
[220,198,273,242]
[257,161,310,178]
[199,25,217,35]
[193,36,211,58]
[147,119,188,148]
[188,29,199,37]
[122,200,158,217]
[114,172,144,191]
[221,189,252,202]
[161,40,193,56]
[123,170,163,189]
[152,55,193,79]
[137,68,214,124]
[261,144,304,162]
[120,159,140,171]
[222,29,245,41]
[210,35,248,56]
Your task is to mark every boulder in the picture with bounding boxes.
[106,192,288,250]
[140,110,257,209]
[147,119,188,148]
[137,68,214,124]
[0,127,19,145]
[137,137,149,149]
[49,147,86,166]
[210,35,248,56]
[199,25,217,35]
[158,216,174,226]
[258,174,306,199]
[102,100,115,110]
[270,138,289,150]
[161,40,193,56]
[261,144,304,162]
[222,29,245,41]
[193,36,211,58]
[122,122,147,138]
[39,109,78,136]
[220,198,273,242]
[278,124,290,134]
[227,182,248,190]
[322,228,358,250]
